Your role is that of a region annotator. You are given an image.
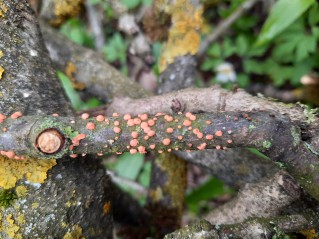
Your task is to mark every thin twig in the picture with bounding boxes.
[198,0,260,58]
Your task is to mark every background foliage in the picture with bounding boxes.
[56,0,319,222]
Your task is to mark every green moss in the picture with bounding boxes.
[0,189,17,208]
[262,140,272,149]
[248,124,256,132]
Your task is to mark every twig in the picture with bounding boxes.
[85,1,105,51]
[198,0,260,58]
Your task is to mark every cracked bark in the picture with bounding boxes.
[0,1,112,238]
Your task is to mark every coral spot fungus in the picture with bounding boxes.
[86,122,95,130]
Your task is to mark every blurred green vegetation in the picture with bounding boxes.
[56,0,319,219]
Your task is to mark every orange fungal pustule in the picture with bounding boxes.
[81,113,89,119]
[11,111,22,119]
[215,130,223,137]
[113,127,121,133]
[86,122,95,130]
[163,138,171,146]
[96,115,105,122]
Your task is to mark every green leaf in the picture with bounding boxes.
[60,19,94,47]
[57,71,84,111]
[256,0,315,45]
[308,2,319,26]
[113,153,144,180]
[138,161,151,187]
[121,0,141,9]
[237,74,250,88]
[235,35,249,56]
[103,33,127,63]
[186,177,234,214]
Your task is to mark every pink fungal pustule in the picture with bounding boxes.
[140,122,148,129]
[178,112,182,115]
[144,135,149,140]
[140,114,148,121]
[196,132,203,139]
[215,130,223,137]
[193,128,199,134]
[183,120,192,127]
[123,114,131,120]
[0,114,6,120]
[130,148,137,154]
[130,139,139,147]
[148,119,155,126]
[2,127,7,132]
[1,150,15,159]
[143,127,151,134]
[197,143,207,150]
[86,122,95,130]
[205,134,214,140]
[138,146,146,154]
[52,113,59,117]
[177,125,182,129]
[163,138,171,146]
[227,139,233,144]
[72,133,86,146]
[147,130,155,137]
[205,120,212,125]
[216,145,221,150]
[97,153,103,156]
[96,115,105,122]
[189,115,196,121]
[81,113,89,119]
[113,127,121,133]
[164,115,173,122]
[158,150,163,154]
[105,118,110,125]
[11,111,22,119]
[133,118,141,125]
[131,131,139,139]
[167,149,172,152]
[127,119,135,126]
[112,112,119,117]
[228,130,232,134]
[177,135,183,140]
[114,120,120,126]
[166,127,174,133]
[69,154,78,158]
[185,112,192,118]
[150,144,156,149]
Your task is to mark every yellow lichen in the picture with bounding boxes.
[0,50,3,58]
[103,201,111,215]
[31,202,39,209]
[158,0,203,72]
[4,214,22,239]
[15,186,28,198]
[65,62,85,90]
[50,0,84,26]
[63,225,85,239]
[0,66,4,80]
[301,229,319,239]
[0,1,8,18]
[0,156,56,189]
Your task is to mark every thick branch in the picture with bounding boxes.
[165,212,319,239]
[205,171,301,224]
[40,22,151,102]
[0,111,293,159]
